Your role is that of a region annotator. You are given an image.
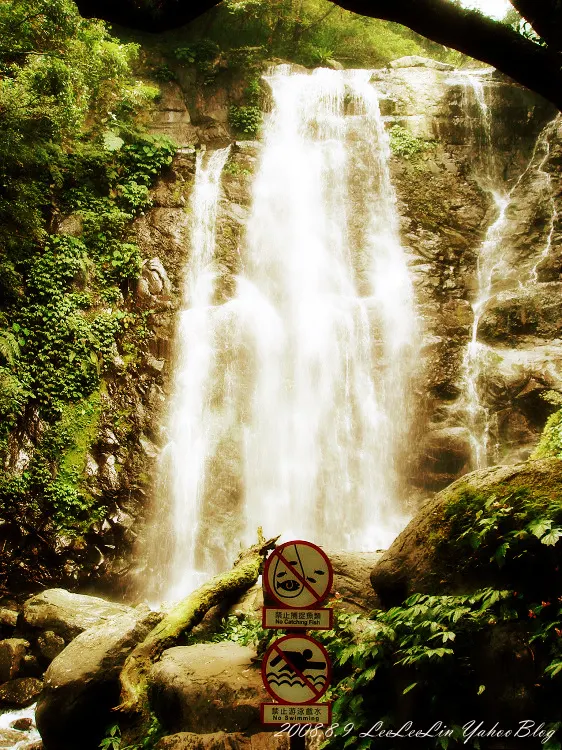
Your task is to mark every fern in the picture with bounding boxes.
[0,330,20,365]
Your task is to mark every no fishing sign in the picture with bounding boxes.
[262,540,334,629]
[261,541,333,726]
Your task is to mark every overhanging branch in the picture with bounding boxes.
[73,0,562,111]
[330,0,562,110]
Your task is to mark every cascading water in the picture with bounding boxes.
[238,66,418,555]
[454,70,510,469]
[0,705,40,749]
[455,71,560,469]
[143,66,419,603]
[143,146,231,602]
[529,121,560,283]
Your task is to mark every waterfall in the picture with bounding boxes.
[455,70,559,469]
[452,70,507,468]
[143,66,419,603]
[529,122,560,283]
[143,146,231,602]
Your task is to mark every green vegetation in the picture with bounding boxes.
[165,0,464,71]
[439,485,562,570]
[533,392,562,459]
[389,124,435,160]
[175,39,221,84]
[319,590,561,749]
[100,716,163,750]
[228,105,262,136]
[211,581,561,750]
[0,0,176,535]
[210,613,269,647]
[205,476,562,749]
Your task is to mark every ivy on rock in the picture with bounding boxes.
[0,0,176,561]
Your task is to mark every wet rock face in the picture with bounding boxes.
[3,60,561,592]
[380,65,561,491]
[0,727,28,748]
[478,283,562,344]
[108,66,561,572]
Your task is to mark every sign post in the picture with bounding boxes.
[261,541,333,728]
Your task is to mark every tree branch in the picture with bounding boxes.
[304,5,338,33]
[510,0,562,50]
[115,529,278,739]
[72,0,562,111]
[329,0,562,111]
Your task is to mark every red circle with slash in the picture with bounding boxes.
[261,634,332,704]
[263,540,333,609]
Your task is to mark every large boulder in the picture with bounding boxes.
[36,607,161,750]
[389,56,454,71]
[370,457,562,606]
[325,551,383,613]
[156,732,290,750]
[22,589,134,641]
[149,644,266,736]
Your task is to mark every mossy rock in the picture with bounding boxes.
[371,457,562,606]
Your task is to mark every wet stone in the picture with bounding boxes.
[0,639,29,683]
[11,717,33,731]
[0,728,25,748]
[37,631,65,663]
[0,609,18,630]
[0,677,43,707]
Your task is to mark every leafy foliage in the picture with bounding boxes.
[439,485,562,572]
[0,0,176,534]
[205,478,562,749]
[182,0,465,69]
[99,716,163,750]
[211,614,272,649]
[315,586,562,749]
[389,125,435,160]
[210,584,562,749]
[532,391,562,459]
[228,105,262,136]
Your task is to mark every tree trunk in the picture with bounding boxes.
[115,530,278,732]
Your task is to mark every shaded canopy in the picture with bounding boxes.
[74,0,562,110]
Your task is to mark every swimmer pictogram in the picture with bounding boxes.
[261,634,332,705]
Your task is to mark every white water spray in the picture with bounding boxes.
[144,146,231,602]
[456,72,559,469]
[453,70,508,468]
[143,67,419,603]
[529,120,560,283]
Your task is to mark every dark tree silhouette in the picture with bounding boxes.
[73,0,562,110]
